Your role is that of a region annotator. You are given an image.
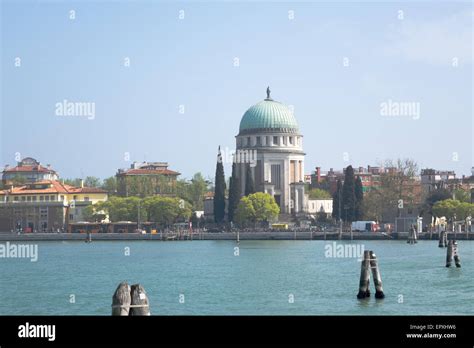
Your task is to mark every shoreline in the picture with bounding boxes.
[0,231,472,241]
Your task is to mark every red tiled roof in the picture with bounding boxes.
[3,165,57,174]
[118,169,180,176]
[0,180,106,195]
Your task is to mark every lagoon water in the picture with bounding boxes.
[1,240,473,315]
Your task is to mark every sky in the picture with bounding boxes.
[1,0,473,181]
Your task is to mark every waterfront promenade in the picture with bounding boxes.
[0,231,472,241]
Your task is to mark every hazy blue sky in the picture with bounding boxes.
[1,1,472,181]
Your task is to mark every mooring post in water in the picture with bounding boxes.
[407,225,417,244]
[446,240,454,267]
[357,250,371,299]
[130,284,151,316]
[453,240,461,268]
[369,251,385,299]
[438,230,447,248]
[237,230,240,244]
[112,282,131,316]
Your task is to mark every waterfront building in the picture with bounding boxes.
[235,88,306,215]
[2,157,58,185]
[0,180,107,232]
[116,161,180,197]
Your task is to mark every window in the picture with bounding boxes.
[39,196,44,201]
[32,196,37,202]
[73,195,77,200]
[69,214,74,220]
[60,195,64,201]
[21,196,26,202]
[14,197,19,202]
[84,197,90,202]
[256,137,261,146]
[27,196,32,202]
[273,136,278,145]
[40,208,48,219]
[247,137,251,146]
[50,195,55,201]
[45,196,50,201]
[289,137,293,145]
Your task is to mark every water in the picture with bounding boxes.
[1,240,473,315]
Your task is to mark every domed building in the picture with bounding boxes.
[235,88,306,215]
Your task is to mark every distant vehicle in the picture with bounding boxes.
[351,221,379,232]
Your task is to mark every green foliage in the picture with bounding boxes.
[228,163,241,222]
[91,196,191,226]
[308,188,331,200]
[453,188,471,203]
[244,164,255,196]
[354,176,364,220]
[102,176,117,194]
[84,176,101,188]
[143,196,192,226]
[332,180,342,220]
[176,173,209,211]
[63,178,82,187]
[214,147,226,223]
[235,192,280,226]
[432,199,474,221]
[342,165,356,222]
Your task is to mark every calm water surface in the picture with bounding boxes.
[1,240,473,315]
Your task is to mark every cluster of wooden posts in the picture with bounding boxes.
[112,282,151,316]
[356,250,385,299]
[407,226,417,244]
[439,231,461,268]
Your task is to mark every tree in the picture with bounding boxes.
[143,196,191,226]
[235,196,256,227]
[453,188,471,203]
[342,165,356,222]
[235,192,279,227]
[213,147,226,223]
[433,199,474,221]
[244,164,255,196]
[102,176,117,194]
[228,163,241,222]
[63,178,82,187]
[308,188,331,200]
[84,176,102,188]
[332,180,342,221]
[361,158,419,222]
[354,176,364,220]
[420,188,451,218]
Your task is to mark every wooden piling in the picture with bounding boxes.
[369,251,385,299]
[357,250,371,299]
[130,284,151,316]
[112,282,131,316]
[446,240,453,267]
[438,230,446,248]
[407,226,417,244]
[453,241,461,268]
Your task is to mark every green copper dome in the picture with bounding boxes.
[239,90,299,135]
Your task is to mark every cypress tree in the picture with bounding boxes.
[213,146,226,223]
[244,164,255,196]
[228,162,242,222]
[342,165,356,222]
[354,176,364,220]
[332,179,342,220]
